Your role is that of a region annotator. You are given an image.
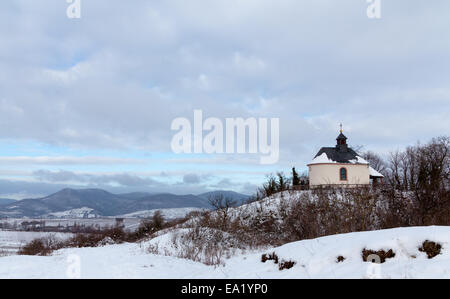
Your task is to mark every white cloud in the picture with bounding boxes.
[0,0,449,195]
[0,156,144,165]
[182,173,201,184]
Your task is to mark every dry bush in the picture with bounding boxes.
[261,252,294,270]
[151,227,240,266]
[18,239,50,256]
[63,233,104,248]
[127,212,172,242]
[18,226,131,256]
[419,240,442,259]
[18,235,60,256]
[376,190,416,229]
[182,187,394,252]
[261,252,279,264]
[336,256,345,263]
[279,260,296,270]
[279,187,381,242]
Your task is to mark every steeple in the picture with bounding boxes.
[336,124,348,152]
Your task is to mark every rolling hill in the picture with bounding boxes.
[0,188,249,218]
[0,198,16,206]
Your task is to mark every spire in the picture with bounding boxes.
[336,124,348,151]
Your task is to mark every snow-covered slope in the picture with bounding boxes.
[0,226,448,278]
[117,207,204,220]
[44,207,98,219]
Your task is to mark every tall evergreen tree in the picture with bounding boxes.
[292,167,300,186]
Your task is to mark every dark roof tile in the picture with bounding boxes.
[313,147,365,164]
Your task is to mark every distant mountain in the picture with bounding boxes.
[0,188,124,218]
[0,198,16,206]
[198,190,251,206]
[0,188,248,218]
[117,192,154,201]
[39,188,126,215]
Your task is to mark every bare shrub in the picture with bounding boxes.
[151,227,240,266]
[376,189,416,229]
[280,187,381,242]
[18,235,60,256]
[128,212,169,242]
[279,260,296,270]
[147,243,159,255]
[261,252,279,264]
[208,194,237,231]
[419,240,442,259]
[64,233,102,248]
[18,226,130,256]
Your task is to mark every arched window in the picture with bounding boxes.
[340,167,347,181]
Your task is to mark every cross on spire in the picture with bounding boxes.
[340,123,343,133]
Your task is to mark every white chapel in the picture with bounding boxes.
[307,128,384,187]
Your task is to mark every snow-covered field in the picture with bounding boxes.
[40,207,203,220]
[0,218,142,231]
[0,226,448,278]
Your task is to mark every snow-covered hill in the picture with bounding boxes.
[0,226,448,278]
[117,207,204,220]
[44,207,98,219]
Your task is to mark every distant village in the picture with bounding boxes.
[0,218,126,233]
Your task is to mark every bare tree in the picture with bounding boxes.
[292,167,300,187]
[385,136,450,224]
[256,174,278,199]
[152,210,165,230]
[277,172,290,191]
[208,194,237,230]
[361,150,387,174]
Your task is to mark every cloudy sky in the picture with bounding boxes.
[0,0,449,199]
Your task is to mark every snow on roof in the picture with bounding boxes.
[369,166,384,177]
[309,152,336,164]
[349,156,370,165]
[309,153,370,165]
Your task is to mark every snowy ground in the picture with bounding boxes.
[0,226,448,278]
